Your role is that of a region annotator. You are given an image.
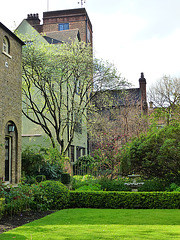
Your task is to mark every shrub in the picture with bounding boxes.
[61,173,71,184]
[0,198,5,220]
[98,178,131,191]
[36,175,46,183]
[39,180,70,210]
[0,184,35,216]
[72,175,98,190]
[174,187,180,192]
[138,179,167,192]
[121,124,180,180]
[75,184,102,191]
[22,146,64,181]
[166,183,180,192]
[22,146,44,176]
[69,191,180,209]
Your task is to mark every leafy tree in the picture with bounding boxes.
[148,75,180,125]
[121,124,180,182]
[21,39,126,154]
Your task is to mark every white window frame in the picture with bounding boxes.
[2,36,12,59]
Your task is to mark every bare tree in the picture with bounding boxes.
[148,75,180,124]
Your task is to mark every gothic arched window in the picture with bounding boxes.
[3,36,10,54]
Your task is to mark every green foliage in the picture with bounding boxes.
[72,176,171,192]
[0,198,5,220]
[0,183,35,215]
[36,175,46,183]
[98,178,131,191]
[75,155,96,170]
[22,146,44,176]
[69,191,180,209]
[121,124,180,180]
[22,146,64,181]
[61,173,71,184]
[138,179,167,192]
[166,183,180,192]
[0,180,70,215]
[75,184,102,191]
[72,175,98,190]
[39,180,70,210]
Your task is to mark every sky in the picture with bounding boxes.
[1,0,180,88]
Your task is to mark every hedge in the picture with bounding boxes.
[69,191,180,209]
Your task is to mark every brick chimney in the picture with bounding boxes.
[26,14,42,32]
[139,72,147,113]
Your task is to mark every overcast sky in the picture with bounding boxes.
[1,0,180,88]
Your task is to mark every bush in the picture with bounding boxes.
[36,175,46,183]
[39,180,70,210]
[121,124,180,180]
[138,179,167,192]
[69,191,180,209]
[61,173,71,184]
[98,178,131,191]
[75,184,102,191]
[0,181,70,215]
[72,175,98,190]
[0,198,5,220]
[22,146,64,181]
[166,183,180,192]
[0,184,35,216]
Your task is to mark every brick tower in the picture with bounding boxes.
[26,8,93,45]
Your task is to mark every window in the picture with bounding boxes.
[74,114,82,134]
[3,36,10,55]
[82,147,85,156]
[70,145,75,163]
[58,23,69,31]
[76,146,81,160]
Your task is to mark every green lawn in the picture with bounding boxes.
[1,209,180,240]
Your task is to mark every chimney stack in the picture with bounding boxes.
[26,13,43,32]
[27,13,40,25]
[139,72,147,113]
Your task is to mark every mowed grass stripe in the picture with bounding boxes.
[1,209,180,240]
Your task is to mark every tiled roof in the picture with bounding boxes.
[44,29,80,44]
[93,88,141,109]
[43,36,62,44]
[110,88,141,106]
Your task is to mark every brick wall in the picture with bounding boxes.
[0,24,23,184]
[42,8,93,44]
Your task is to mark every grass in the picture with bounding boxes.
[1,209,180,239]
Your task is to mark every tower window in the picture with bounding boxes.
[58,23,69,31]
[3,36,10,55]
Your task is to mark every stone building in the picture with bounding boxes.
[0,22,24,184]
[89,73,148,153]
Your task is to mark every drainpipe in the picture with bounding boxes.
[86,13,88,44]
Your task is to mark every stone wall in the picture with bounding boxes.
[0,23,23,184]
